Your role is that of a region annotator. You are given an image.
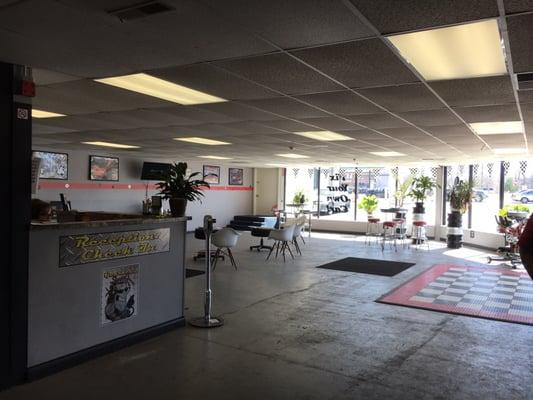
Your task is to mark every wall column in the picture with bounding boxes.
[0,62,32,389]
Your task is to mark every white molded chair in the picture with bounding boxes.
[211,227,241,270]
[267,224,296,261]
[292,216,307,255]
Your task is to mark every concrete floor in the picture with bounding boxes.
[2,232,533,399]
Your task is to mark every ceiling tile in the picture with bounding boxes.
[504,0,533,14]
[426,125,475,138]
[0,0,275,77]
[453,104,520,122]
[295,90,381,115]
[260,119,321,132]
[507,14,533,73]
[35,79,172,115]
[203,0,374,49]
[292,39,419,88]
[521,103,533,121]
[346,113,410,129]
[519,91,533,103]
[150,63,277,101]
[358,83,444,112]
[398,109,462,127]
[482,134,525,145]
[349,0,499,34]
[297,117,361,131]
[194,101,277,121]
[214,53,342,95]
[243,97,329,119]
[429,76,516,107]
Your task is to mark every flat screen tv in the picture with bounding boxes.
[89,155,119,181]
[32,151,68,180]
[141,162,171,181]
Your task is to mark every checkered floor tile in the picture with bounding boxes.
[377,264,533,325]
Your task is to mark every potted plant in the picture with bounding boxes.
[446,178,474,249]
[394,176,413,209]
[358,194,379,218]
[293,190,306,206]
[408,175,439,220]
[499,204,530,220]
[157,162,210,217]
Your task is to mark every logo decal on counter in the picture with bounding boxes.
[101,264,139,325]
[59,228,170,267]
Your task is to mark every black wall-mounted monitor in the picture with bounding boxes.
[141,162,171,181]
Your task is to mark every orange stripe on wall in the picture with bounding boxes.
[38,181,253,191]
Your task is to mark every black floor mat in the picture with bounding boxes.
[316,257,415,277]
[186,268,205,278]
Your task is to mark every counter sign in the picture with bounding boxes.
[59,228,170,267]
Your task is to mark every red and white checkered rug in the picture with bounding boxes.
[377,264,533,325]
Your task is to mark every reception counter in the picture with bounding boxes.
[28,215,189,376]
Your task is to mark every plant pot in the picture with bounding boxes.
[169,198,187,217]
[447,210,463,249]
[413,202,425,215]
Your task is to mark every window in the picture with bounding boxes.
[319,167,356,221]
[355,167,395,222]
[397,166,438,225]
[284,167,319,218]
[503,160,533,209]
[470,162,500,233]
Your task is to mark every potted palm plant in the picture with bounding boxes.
[157,162,210,217]
[408,175,439,220]
[358,194,379,218]
[447,178,474,249]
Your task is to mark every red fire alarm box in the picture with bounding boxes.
[20,80,36,97]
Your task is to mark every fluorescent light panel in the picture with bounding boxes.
[175,137,230,145]
[387,19,506,81]
[276,153,310,159]
[197,155,233,160]
[493,148,527,154]
[469,121,524,135]
[95,73,227,105]
[370,151,405,157]
[293,131,354,141]
[32,109,65,118]
[82,141,140,149]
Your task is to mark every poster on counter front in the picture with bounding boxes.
[101,264,139,326]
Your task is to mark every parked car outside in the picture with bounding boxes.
[472,190,488,202]
[512,189,533,204]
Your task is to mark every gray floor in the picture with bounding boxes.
[2,232,533,399]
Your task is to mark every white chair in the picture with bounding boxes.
[292,215,307,255]
[267,224,296,261]
[211,227,241,270]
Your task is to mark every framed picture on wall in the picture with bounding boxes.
[32,150,68,180]
[228,168,243,185]
[203,165,220,185]
[89,155,119,181]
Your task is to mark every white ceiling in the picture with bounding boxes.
[0,0,531,165]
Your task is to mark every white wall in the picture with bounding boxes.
[33,148,253,230]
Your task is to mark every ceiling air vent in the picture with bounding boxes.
[108,1,174,22]
[517,73,533,91]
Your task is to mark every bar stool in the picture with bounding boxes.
[382,220,399,251]
[393,218,409,249]
[412,221,429,250]
[365,217,381,245]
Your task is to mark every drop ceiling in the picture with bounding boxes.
[0,0,531,165]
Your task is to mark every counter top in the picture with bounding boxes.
[31,215,191,230]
